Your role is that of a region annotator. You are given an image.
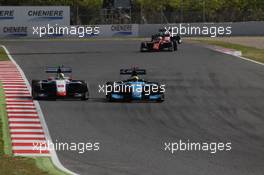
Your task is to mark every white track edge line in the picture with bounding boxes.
[237,55,264,66]
[208,46,264,66]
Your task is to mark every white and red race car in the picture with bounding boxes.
[31,66,89,100]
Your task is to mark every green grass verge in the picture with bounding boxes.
[0,47,10,61]
[34,158,70,175]
[0,47,68,175]
[193,39,264,63]
[0,82,12,155]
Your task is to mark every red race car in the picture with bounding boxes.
[140,32,181,52]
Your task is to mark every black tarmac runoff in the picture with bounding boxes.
[2,39,264,175]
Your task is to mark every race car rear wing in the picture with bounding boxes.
[46,67,72,73]
[120,68,146,75]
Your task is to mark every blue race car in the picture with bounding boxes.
[106,68,165,102]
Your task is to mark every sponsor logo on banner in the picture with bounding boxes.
[3,26,27,37]
[111,24,132,36]
[28,10,64,21]
[0,10,14,20]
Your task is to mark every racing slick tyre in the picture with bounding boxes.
[81,83,89,100]
[81,91,89,100]
[32,89,39,100]
[31,80,40,100]
[106,94,113,102]
[106,82,113,101]
[156,94,165,103]
[173,41,178,51]
[140,43,147,52]
[169,42,174,52]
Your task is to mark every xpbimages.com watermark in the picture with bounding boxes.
[98,82,166,95]
[164,140,232,154]
[164,24,232,37]
[32,24,100,37]
[33,140,100,154]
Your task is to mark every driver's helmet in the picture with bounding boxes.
[164,33,170,37]
[58,73,64,79]
[159,28,166,35]
[131,75,139,81]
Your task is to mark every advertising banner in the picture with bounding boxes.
[0,6,70,38]
[99,24,139,37]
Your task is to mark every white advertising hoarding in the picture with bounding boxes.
[0,6,139,38]
[0,6,70,38]
[73,24,139,38]
[99,24,139,37]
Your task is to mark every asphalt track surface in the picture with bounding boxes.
[2,40,264,175]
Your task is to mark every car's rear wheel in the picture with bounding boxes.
[156,94,165,103]
[169,42,174,52]
[106,93,114,102]
[174,41,178,51]
[81,91,89,100]
[32,90,39,100]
